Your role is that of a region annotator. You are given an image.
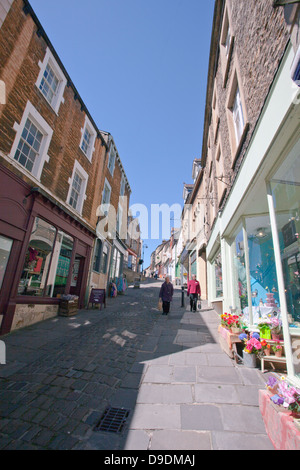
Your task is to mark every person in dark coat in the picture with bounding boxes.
[159,276,174,315]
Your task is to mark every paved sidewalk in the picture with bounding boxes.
[0,280,274,450]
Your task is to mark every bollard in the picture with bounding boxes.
[181,286,185,308]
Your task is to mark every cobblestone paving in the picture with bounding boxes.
[0,281,164,450]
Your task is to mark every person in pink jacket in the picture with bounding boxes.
[187,275,201,312]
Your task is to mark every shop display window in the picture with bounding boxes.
[232,228,247,312]
[47,232,74,298]
[18,218,74,298]
[270,142,300,380]
[18,218,56,296]
[212,251,223,298]
[270,144,300,330]
[0,236,13,291]
[246,215,280,310]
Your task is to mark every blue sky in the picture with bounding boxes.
[30,0,215,268]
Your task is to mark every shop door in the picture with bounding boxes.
[70,255,85,297]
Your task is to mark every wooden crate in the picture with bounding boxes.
[59,299,78,317]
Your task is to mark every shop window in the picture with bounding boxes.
[0,236,13,292]
[18,218,74,298]
[48,232,74,298]
[270,141,300,380]
[93,239,102,273]
[212,251,223,299]
[18,218,57,296]
[36,47,67,114]
[10,101,53,181]
[101,244,109,274]
[232,227,247,314]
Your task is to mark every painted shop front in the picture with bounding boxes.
[206,43,300,386]
[0,165,95,335]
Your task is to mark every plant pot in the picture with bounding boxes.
[271,333,283,341]
[275,350,283,357]
[243,350,257,368]
[264,348,271,356]
[231,327,241,334]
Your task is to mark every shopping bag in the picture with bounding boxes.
[158,299,163,311]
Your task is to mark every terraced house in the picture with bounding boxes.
[0,0,132,334]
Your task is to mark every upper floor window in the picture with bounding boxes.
[14,118,43,173]
[226,66,248,167]
[36,48,67,114]
[10,101,53,181]
[80,116,96,162]
[108,146,116,176]
[67,160,88,215]
[120,175,126,196]
[220,5,234,87]
[232,87,245,145]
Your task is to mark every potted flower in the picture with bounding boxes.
[261,339,271,356]
[239,333,262,368]
[257,319,272,340]
[272,341,283,357]
[269,317,283,341]
[231,315,242,334]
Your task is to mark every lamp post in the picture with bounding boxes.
[142,243,148,275]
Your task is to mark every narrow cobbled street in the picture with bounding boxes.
[0,280,274,450]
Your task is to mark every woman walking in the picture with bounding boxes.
[187,274,201,312]
[159,276,174,315]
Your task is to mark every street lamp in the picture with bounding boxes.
[142,244,148,274]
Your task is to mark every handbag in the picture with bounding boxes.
[158,299,163,311]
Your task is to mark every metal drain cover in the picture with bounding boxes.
[95,407,130,434]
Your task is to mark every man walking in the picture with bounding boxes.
[187,274,201,312]
[159,276,174,315]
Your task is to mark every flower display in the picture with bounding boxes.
[239,332,263,355]
[266,375,300,414]
[220,313,241,330]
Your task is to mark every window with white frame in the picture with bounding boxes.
[116,203,123,235]
[120,175,126,196]
[108,146,116,175]
[226,66,248,164]
[80,116,96,162]
[232,86,245,145]
[36,47,67,114]
[220,6,234,87]
[10,101,53,180]
[67,161,88,215]
[102,179,111,206]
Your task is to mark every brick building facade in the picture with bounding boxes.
[0,0,132,333]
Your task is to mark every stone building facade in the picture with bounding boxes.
[191,0,300,386]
